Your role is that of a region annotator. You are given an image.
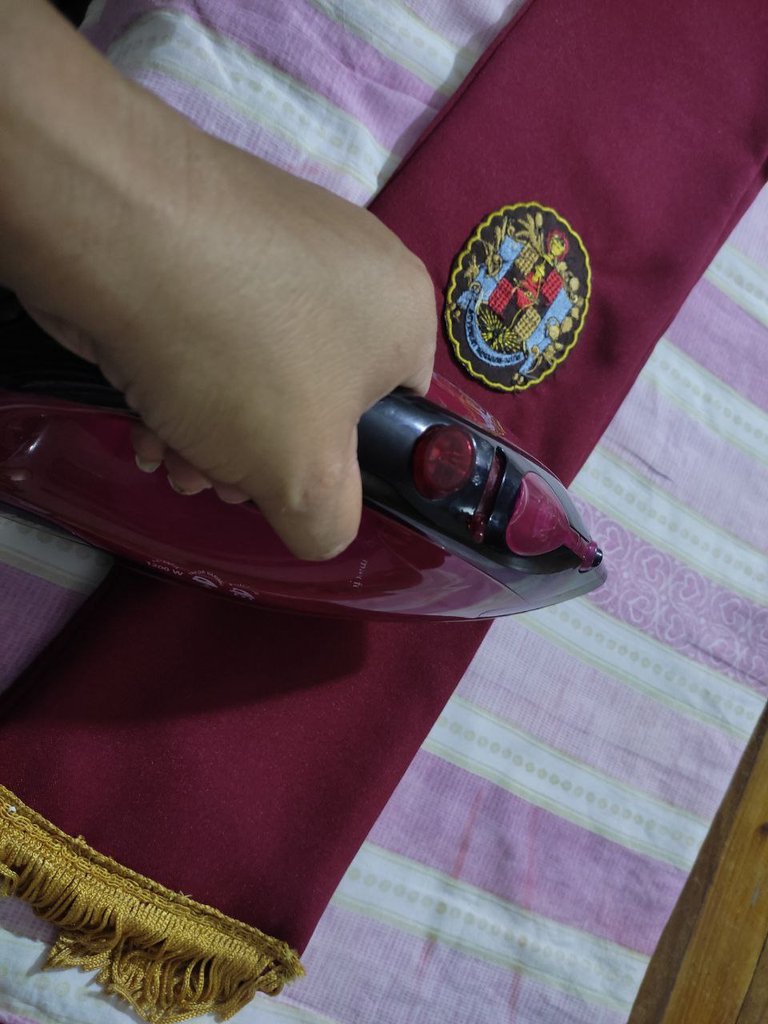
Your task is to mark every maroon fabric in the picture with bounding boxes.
[1,0,767,954]
[378,0,768,483]
[0,568,482,949]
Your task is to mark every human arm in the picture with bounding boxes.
[0,0,437,559]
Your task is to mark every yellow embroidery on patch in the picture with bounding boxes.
[444,203,591,393]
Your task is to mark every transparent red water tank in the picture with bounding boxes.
[412,425,475,499]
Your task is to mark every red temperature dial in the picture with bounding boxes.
[412,425,476,499]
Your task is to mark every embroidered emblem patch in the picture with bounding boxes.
[444,203,591,392]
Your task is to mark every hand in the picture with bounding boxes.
[0,6,436,559]
[23,139,436,559]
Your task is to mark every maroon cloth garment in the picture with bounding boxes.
[1,0,767,999]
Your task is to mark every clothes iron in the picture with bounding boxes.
[0,298,605,619]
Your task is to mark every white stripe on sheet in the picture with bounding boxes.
[521,599,764,739]
[0,932,124,1024]
[80,0,106,31]
[235,1002,340,1024]
[107,11,399,195]
[0,511,111,592]
[423,696,708,869]
[572,448,768,606]
[644,338,768,466]
[306,0,475,94]
[333,843,649,1013]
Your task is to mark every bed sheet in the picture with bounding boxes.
[1,2,766,1022]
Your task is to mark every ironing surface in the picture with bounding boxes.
[1,2,767,1023]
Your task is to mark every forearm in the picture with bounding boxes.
[0,2,425,341]
[0,0,189,331]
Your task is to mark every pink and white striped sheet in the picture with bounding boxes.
[0,1013,39,1024]
[1,3,766,1022]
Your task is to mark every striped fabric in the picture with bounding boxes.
[1,3,766,1023]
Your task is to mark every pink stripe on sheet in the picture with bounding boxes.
[85,0,441,150]
[0,896,56,944]
[577,504,768,695]
[369,753,687,956]
[118,69,373,204]
[0,566,87,693]
[667,280,768,411]
[603,377,767,553]
[0,1014,41,1024]
[728,188,768,267]
[300,904,628,1024]
[459,626,742,819]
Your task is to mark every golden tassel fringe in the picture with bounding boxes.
[0,786,304,1023]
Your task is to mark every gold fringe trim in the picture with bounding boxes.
[0,786,304,1023]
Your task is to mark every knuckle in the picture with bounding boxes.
[269,456,360,561]
[286,449,354,503]
[298,529,356,562]
[395,255,438,353]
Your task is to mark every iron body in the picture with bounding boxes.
[0,300,605,619]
